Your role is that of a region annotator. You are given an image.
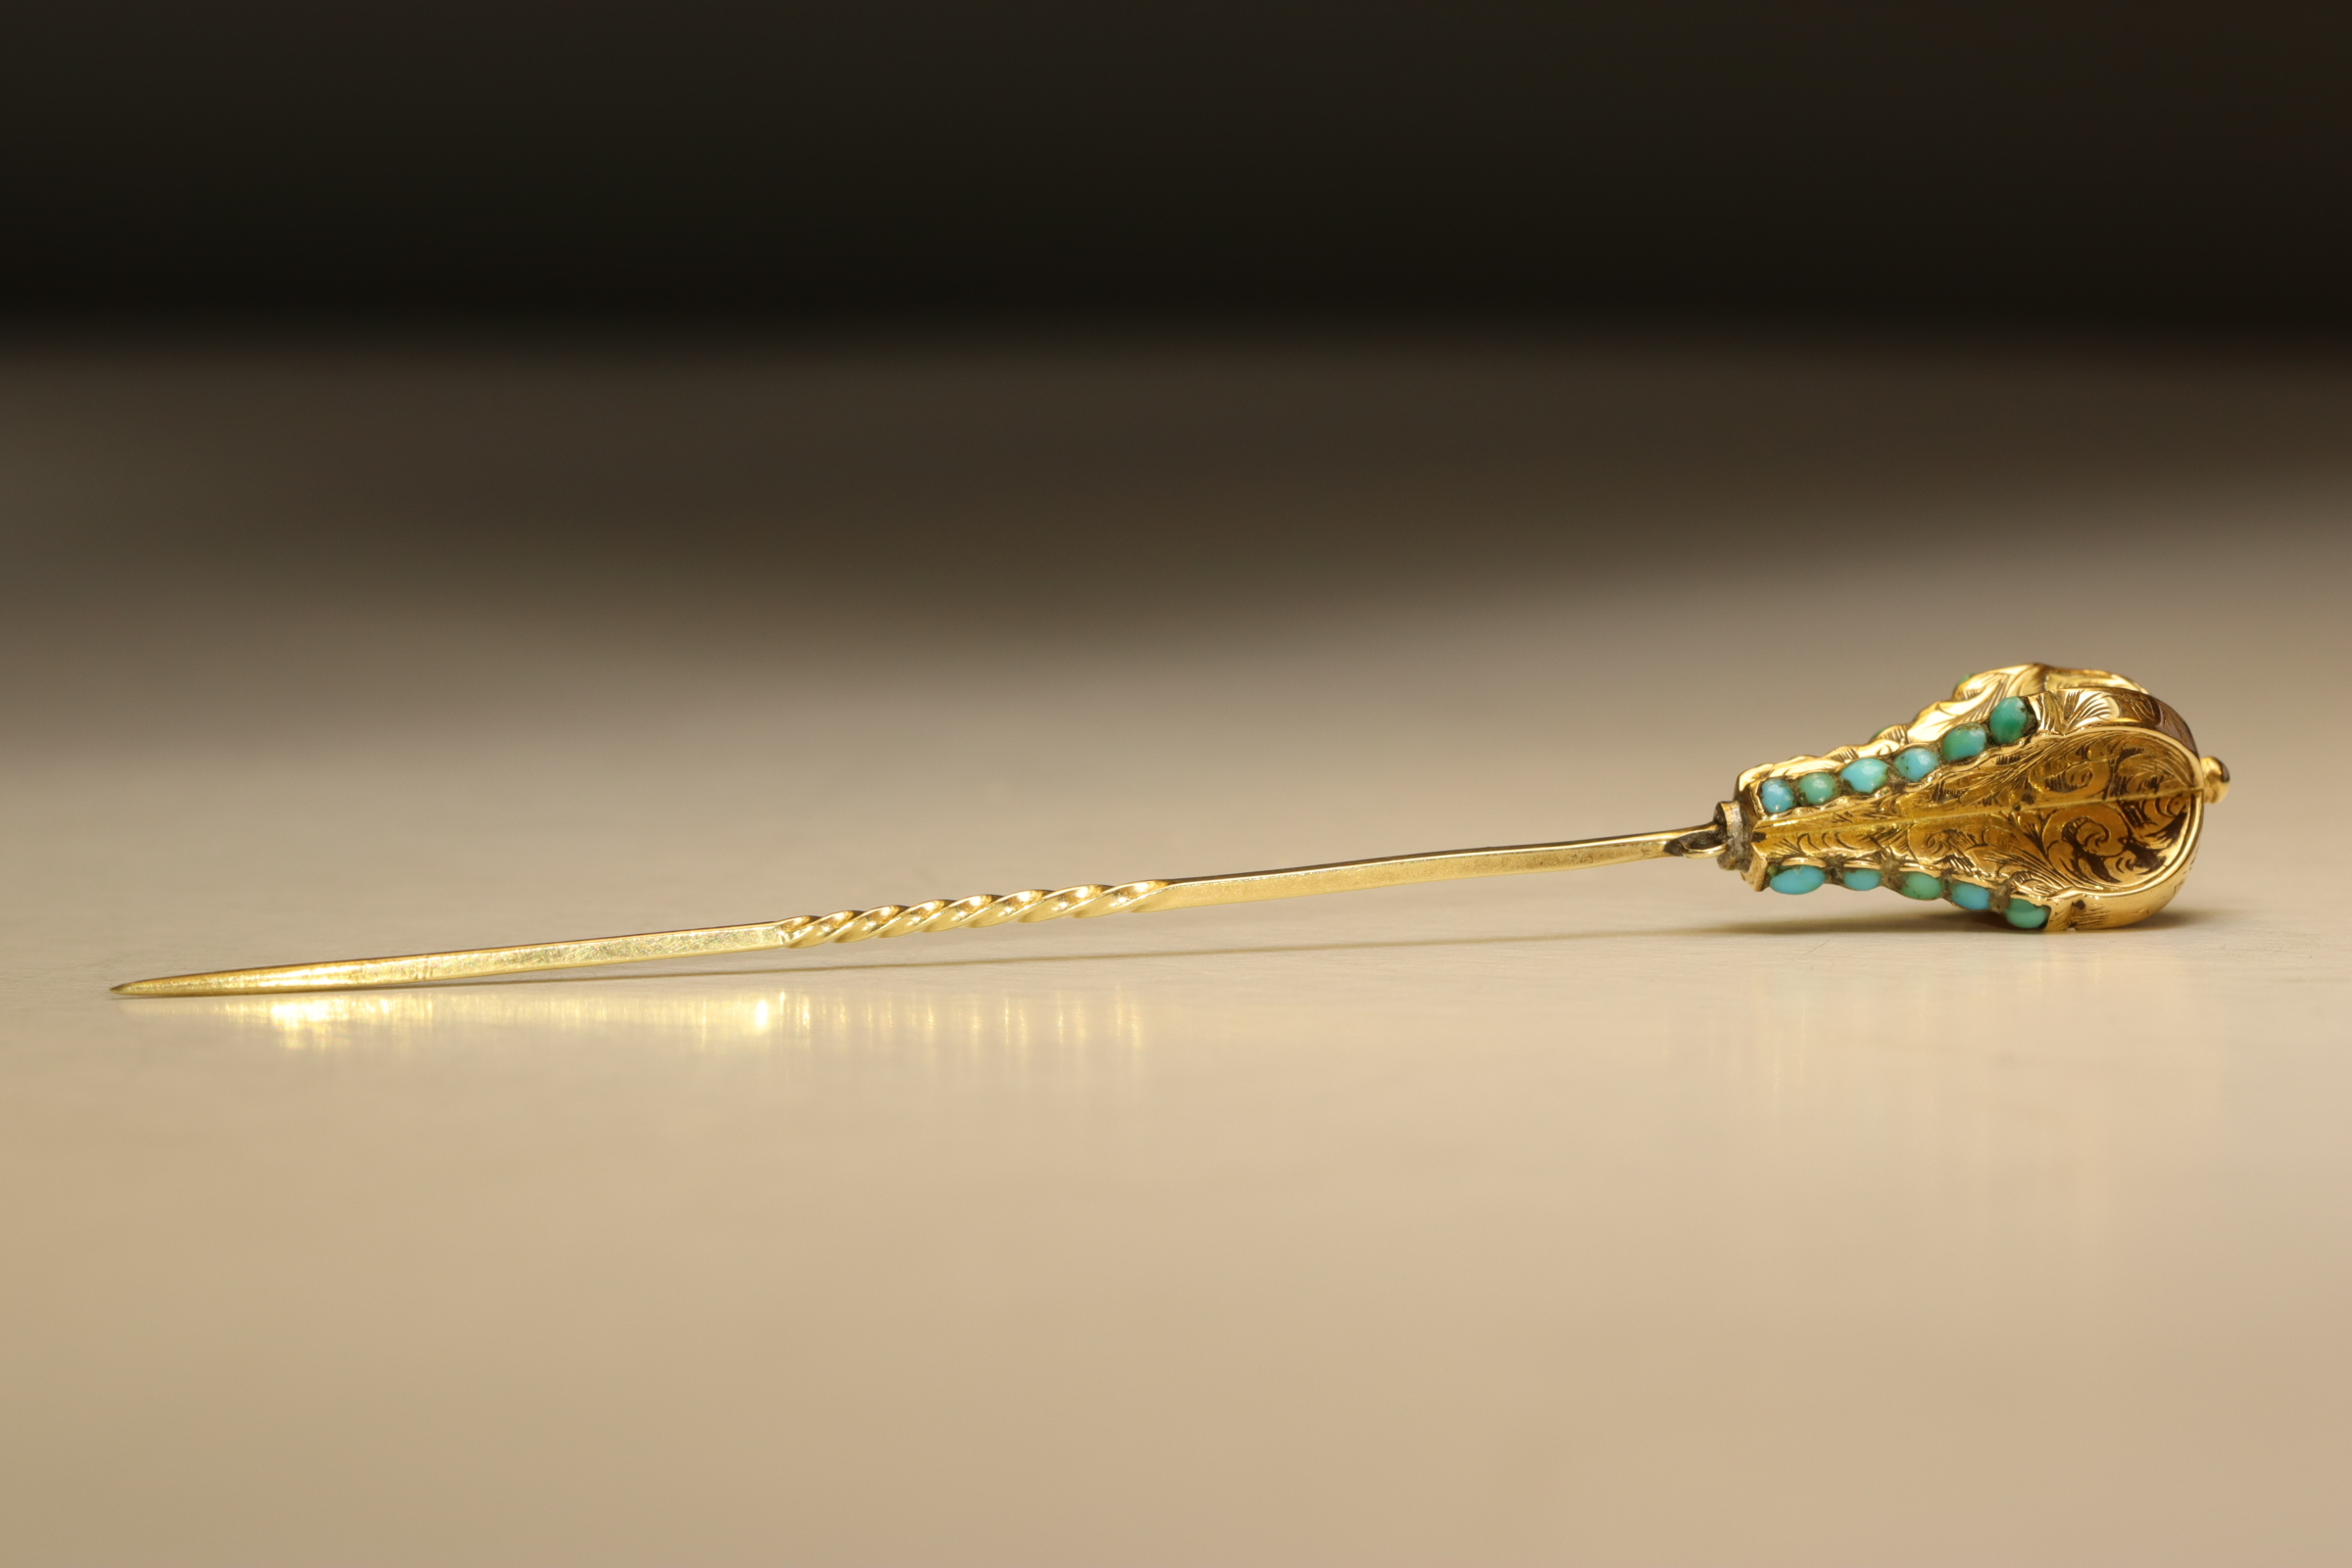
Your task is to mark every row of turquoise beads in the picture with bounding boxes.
[1758,697,2035,814]
[1767,861,2048,928]
[1757,694,2046,924]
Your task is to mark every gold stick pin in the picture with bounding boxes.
[114,664,2229,998]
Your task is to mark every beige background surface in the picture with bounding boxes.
[2,336,2346,1564]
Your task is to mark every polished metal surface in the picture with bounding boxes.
[110,830,1704,995]
[108,663,2230,996]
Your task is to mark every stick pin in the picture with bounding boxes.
[114,664,2228,997]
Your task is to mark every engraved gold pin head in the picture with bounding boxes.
[114,664,2228,997]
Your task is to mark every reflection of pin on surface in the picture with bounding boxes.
[156,983,1157,1059]
[113,664,2228,997]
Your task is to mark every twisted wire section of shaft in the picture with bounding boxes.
[788,824,1706,948]
[780,879,1172,946]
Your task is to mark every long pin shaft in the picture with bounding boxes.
[112,826,1702,997]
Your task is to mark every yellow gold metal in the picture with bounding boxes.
[112,831,1694,997]
[115,832,1693,992]
[112,663,2228,997]
[1728,664,2226,931]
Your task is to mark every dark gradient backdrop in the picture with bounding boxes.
[8,2,2352,327]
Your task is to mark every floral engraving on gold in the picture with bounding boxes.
[1730,664,2225,932]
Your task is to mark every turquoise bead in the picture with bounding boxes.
[1839,866,1883,891]
[1948,881,1992,911]
[1941,724,1987,762]
[1898,871,1945,900]
[2005,900,2049,930]
[1796,771,1839,806]
[1839,757,1890,795]
[1768,864,1827,895]
[1894,746,1937,782]
[1988,697,2034,745]
[1758,777,1797,813]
